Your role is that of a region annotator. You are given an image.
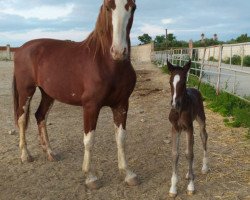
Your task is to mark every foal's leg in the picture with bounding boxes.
[82,103,101,189]
[35,89,56,161]
[185,126,195,195]
[197,116,209,174]
[112,103,139,186]
[17,88,36,163]
[169,126,181,198]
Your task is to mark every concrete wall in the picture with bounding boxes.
[0,45,16,60]
[131,43,154,63]
[197,43,250,61]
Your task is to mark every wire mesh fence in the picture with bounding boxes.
[152,42,250,103]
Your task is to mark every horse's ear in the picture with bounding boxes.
[183,59,191,72]
[167,59,174,73]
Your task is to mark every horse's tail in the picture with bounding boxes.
[13,75,19,126]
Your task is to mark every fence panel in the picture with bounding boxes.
[152,42,250,102]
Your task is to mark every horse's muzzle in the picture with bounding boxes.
[110,46,128,61]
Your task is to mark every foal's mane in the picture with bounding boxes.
[82,5,112,56]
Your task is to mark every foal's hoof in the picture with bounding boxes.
[202,167,209,174]
[187,190,195,196]
[125,176,140,186]
[86,180,102,190]
[47,152,59,162]
[21,154,34,163]
[169,192,177,198]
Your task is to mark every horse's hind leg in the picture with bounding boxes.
[35,88,56,161]
[16,87,36,163]
[185,126,195,195]
[196,116,209,174]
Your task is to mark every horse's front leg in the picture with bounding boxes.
[185,126,195,195]
[112,102,139,186]
[169,125,181,198]
[82,103,101,190]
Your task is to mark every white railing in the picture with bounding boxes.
[152,42,250,103]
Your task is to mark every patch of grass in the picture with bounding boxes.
[161,65,169,74]
[187,74,250,132]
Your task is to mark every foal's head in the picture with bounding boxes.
[167,60,191,110]
[104,0,136,61]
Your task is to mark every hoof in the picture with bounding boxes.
[126,176,140,186]
[169,192,177,198]
[21,154,34,163]
[202,168,209,174]
[86,180,101,190]
[187,190,195,196]
[47,152,59,162]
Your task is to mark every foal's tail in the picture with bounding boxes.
[13,75,19,126]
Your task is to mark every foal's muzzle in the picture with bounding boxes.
[171,99,182,110]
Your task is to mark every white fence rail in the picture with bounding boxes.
[152,42,250,102]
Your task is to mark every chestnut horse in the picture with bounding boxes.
[167,60,209,197]
[13,0,138,189]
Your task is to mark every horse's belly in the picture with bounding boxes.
[38,79,83,106]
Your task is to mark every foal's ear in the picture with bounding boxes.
[167,59,174,73]
[183,59,191,72]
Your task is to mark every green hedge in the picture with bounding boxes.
[187,75,250,130]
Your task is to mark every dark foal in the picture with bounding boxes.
[167,60,208,197]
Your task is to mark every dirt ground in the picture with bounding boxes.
[0,61,249,200]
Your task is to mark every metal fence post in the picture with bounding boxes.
[199,48,206,81]
[216,45,223,95]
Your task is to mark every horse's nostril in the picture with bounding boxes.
[110,46,115,53]
[123,48,127,55]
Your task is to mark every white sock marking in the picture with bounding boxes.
[115,124,127,169]
[202,151,209,173]
[169,173,178,194]
[115,124,137,181]
[83,131,95,173]
[187,180,195,192]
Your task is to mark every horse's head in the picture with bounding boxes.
[167,60,191,110]
[104,0,136,61]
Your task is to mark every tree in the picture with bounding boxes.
[138,33,152,44]
[235,34,250,43]
[154,35,166,50]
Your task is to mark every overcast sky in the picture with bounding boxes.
[0,0,249,47]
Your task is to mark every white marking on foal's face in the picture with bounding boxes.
[172,74,180,107]
[111,0,132,60]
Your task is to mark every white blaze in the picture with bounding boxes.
[172,75,180,107]
[111,0,131,54]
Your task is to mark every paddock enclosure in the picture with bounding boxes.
[0,60,249,199]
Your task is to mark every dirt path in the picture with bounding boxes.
[0,61,249,200]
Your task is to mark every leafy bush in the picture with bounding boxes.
[243,55,250,67]
[208,56,218,62]
[224,55,241,65]
[187,74,250,130]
